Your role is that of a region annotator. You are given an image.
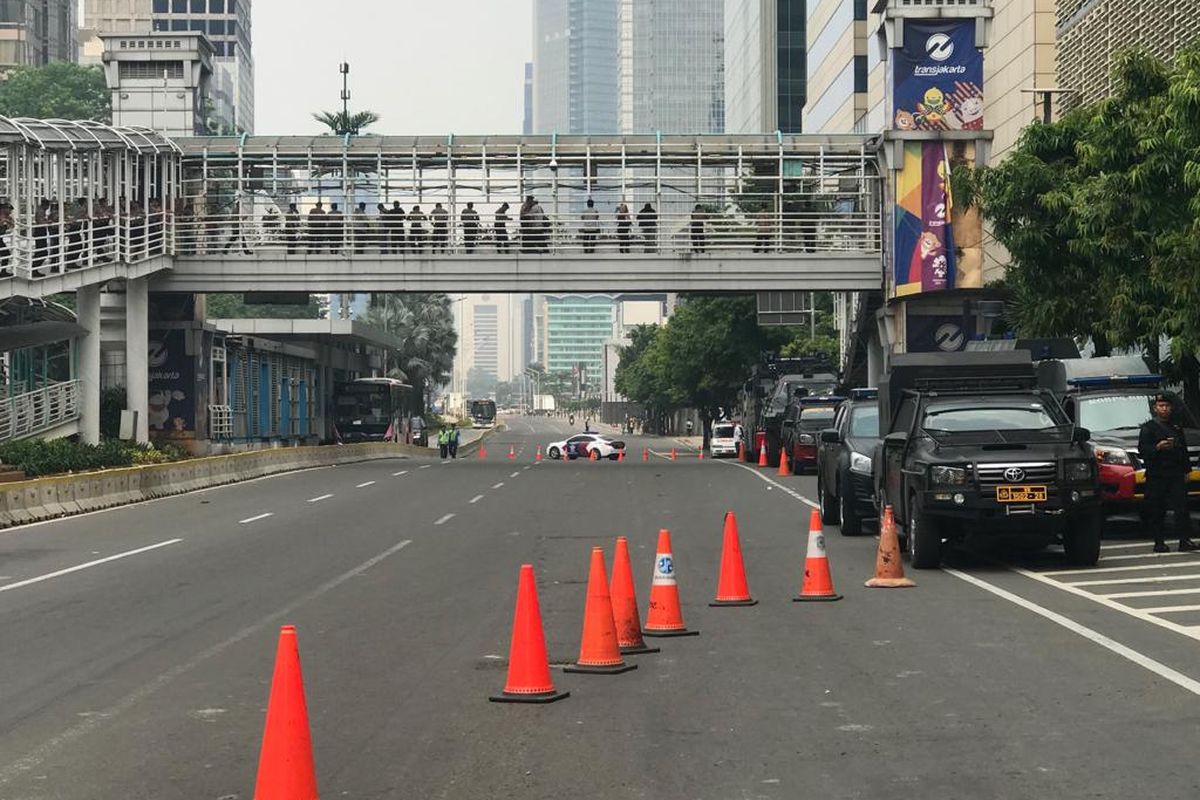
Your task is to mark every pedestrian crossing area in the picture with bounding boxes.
[1015,542,1200,641]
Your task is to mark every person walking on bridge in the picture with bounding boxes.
[307,202,325,254]
[409,206,427,253]
[637,202,657,253]
[616,202,632,253]
[1139,393,1199,553]
[461,202,480,252]
[284,202,300,254]
[384,201,406,254]
[494,202,511,252]
[431,202,449,253]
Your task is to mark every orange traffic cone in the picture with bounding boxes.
[794,508,842,602]
[535,446,543,462]
[610,536,659,655]
[564,547,637,674]
[508,445,516,460]
[710,511,756,606]
[670,448,677,462]
[737,442,746,462]
[590,447,600,461]
[479,445,488,459]
[642,447,649,462]
[253,625,319,800]
[643,529,700,637]
[866,506,916,588]
[490,564,570,703]
[777,448,790,476]
[617,449,625,463]
[757,446,769,467]
[698,448,705,460]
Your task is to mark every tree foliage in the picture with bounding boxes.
[0,63,110,121]
[312,109,381,136]
[980,47,1200,404]
[206,293,325,320]
[361,293,457,410]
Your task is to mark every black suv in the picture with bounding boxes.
[874,352,1102,569]
[816,389,880,536]
[780,396,844,474]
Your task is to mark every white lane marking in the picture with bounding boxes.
[420,464,433,469]
[1101,542,1152,551]
[393,470,409,476]
[510,471,520,478]
[1108,587,1200,599]
[724,461,819,508]
[523,465,532,470]
[238,513,273,525]
[434,513,455,525]
[307,494,333,503]
[492,482,505,489]
[0,539,183,594]
[1042,560,1200,577]
[0,539,412,786]
[1082,552,1196,562]
[469,495,484,504]
[356,481,376,488]
[1066,573,1200,588]
[1139,604,1200,614]
[1013,566,1200,642]
[946,568,1200,696]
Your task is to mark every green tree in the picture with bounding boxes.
[360,293,457,411]
[206,293,324,319]
[0,63,110,121]
[313,109,381,136]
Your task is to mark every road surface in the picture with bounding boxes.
[1,414,1198,799]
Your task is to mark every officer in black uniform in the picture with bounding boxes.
[1138,393,1198,553]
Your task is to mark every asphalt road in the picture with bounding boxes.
[2,414,1200,799]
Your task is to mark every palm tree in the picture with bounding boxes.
[361,293,457,412]
[312,109,381,136]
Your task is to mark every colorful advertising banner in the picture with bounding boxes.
[894,141,955,296]
[148,329,196,435]
[892,19,984,132]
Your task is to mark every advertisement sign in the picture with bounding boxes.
[906,312,975,353]
[894,141,956,296]
[148,329,196,434]
[892,20,984,132]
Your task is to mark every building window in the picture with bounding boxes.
[854,55,867,93]
[228,0,236,12]
[854,0,867,20]
[152,0,168,12]
[227,21,235,37]
[190,0,205,11]
[209,0,224,11]
[171,19,186,30]
[153,19,169,31]
[190,19,205,31]
[208,19,224,34]
[171,0,186,12]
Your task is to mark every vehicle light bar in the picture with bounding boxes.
[849,388,878,400]
[1067,374,1162,388]
[800,395,846,405]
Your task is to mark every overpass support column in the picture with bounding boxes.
[867,327,884,388]
[125,277,150,444]
[77,285,102,445]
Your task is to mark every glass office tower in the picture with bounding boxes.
[533,0,619,134]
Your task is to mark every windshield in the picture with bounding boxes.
[1077,394,1196,432]
[798,407,836,429]
[924,404,1058,432]
[849,406,880,437]
[471,400,496,419]
[335,389,389,425]
[713,424,735,438]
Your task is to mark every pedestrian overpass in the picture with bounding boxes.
[0,119,885,445]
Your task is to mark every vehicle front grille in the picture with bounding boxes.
[975,462,1057,486]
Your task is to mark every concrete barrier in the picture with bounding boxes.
[0,432,502,531]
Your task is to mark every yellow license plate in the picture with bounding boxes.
[996,485,1048,503]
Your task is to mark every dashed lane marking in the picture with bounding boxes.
[307,494,333,503]
[393,470,409,477]
[356,481,376,488]
[510,471,520,478]
[492,482,505,489]
[469,495,484,504]
[434,513,455,526]
[420,464,433,470]
[0,539,183,594]
[238,513,273,524]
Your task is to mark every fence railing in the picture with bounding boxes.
[0,380,81,442]
[173,209,883,258]
[3,212,171,281]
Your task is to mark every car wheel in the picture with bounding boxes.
[839,471,862,536]
[548,446,561,460]
[1064,510,1102,567]
[907,496,943,569]
[818,471,841,526]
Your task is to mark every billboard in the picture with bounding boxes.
[148,329,196,435]
[893,141,956,296]
[892,20,983,132]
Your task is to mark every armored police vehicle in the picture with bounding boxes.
[874,352,1102,569]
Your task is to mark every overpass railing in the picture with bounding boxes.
[0,379,80,442]
[174,208,880,257]
[2,211,172,280]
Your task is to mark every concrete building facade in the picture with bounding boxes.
[725,0,808,133]
[533,0,619,134]
[0,0,77,70]
[99,32,223,138]
[804,0,868,133]
[542,294,615,394]
[451,294,530,395]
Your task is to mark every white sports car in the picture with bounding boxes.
[547,433,626,460]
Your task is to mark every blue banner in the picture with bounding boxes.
[893,20,984,132]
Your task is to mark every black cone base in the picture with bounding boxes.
[620,643,662,655]
[792,593,843,602]
[643,628,700,637]
[489,689,570,704]
[563,662,637,674]
[709,598,758,607]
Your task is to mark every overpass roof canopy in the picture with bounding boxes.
[0,117,180,154]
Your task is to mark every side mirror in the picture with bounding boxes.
[884,431,908,448]
[820,428,841,444]
[1073,426,1091,444]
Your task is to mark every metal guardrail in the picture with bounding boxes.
[0,380,81,442]
[3,213,171,281]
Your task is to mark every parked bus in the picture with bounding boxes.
[333,378,412,443]
[470,398,497,429]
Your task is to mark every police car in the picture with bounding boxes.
[546,433,626,460]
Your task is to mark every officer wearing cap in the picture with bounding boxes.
[1138,393,1198,553]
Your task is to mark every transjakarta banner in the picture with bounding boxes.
[893,141,955,296]
[892,20,983,132]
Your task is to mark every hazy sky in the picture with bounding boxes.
[253,0,534,135]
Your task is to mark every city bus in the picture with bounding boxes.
[333,377,412,443]
[470,398,497,429]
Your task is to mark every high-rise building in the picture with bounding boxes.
[620,0,725,133]
[86,0,254,132]
[451,294,530,394]
[724,0,807,133]
[541,295,616,393]
[533,0,619,134]
[523,62,534,134]
[1057,0,1200,113]
[0,0,78,70]
[801,0,867,134]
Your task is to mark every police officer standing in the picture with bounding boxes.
[1138,393,1198,553]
